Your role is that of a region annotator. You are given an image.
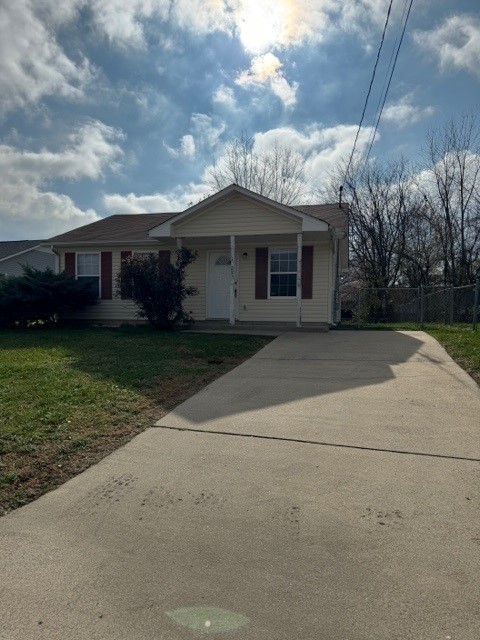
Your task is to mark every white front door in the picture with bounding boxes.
[207,252,232,318]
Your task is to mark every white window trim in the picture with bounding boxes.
[268,247,298,299]
[75,252,101,299]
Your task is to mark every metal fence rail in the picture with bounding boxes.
[340,280,480,330]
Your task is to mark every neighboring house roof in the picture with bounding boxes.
[47,185,348,244]
[0,240,45,262]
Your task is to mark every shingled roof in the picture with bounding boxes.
[48,213,176,243]
[48,201,348,244]
[293,204,348,234]
[0,240,45,261]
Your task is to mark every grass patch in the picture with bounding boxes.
[425,325,480,386]
[0,326,272,514]
[336,323,480,386]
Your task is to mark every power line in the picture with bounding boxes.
[363,0,415,165]
[343,0,394,183]
[363,0,409,161]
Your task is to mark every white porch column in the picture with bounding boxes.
[229,235,236,326]
[296,233,302,327]
[176,237,182,250]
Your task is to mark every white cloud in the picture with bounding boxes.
[165,134,196,160]
[0,0,408,115]
[0,0,92,115]
[170,0,233,38]
[132,87,169,122]
[269,76,298,109]
[190,113,226,148]
[164,113,225,160]
[0,121,124,239]
[104,121,375,213]
[103,183,211,214]
[234,0,400,54]
[212,85,237,110]
[89,0,169,49]
[86,0,404,53]
[88,0,410,54]
[238,52,283,84]
[382,94,435,128]
[252,124,375,185]
[414,14,480,77]
[236,52,298,108]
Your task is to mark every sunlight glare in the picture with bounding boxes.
[237,0,288,54]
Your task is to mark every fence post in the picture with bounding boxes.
[357,288,361,330]
[473,278,479,332]
[416,287,421,327]
[420,285,425,327]
[449,286,454,325]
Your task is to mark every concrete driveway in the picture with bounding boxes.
[1,330,479,640]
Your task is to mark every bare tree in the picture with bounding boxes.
[401,199,443,287]
[423,115,480,285]
[207,134,309,204]
[324,158,416,288]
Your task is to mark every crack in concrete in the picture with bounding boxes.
[153,424,480,463]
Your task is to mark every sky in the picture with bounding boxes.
[0,0,479,240]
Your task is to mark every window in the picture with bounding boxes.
[77,253,100,298]
[269,249,297,297]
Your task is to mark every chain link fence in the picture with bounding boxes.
[340,281,480,329]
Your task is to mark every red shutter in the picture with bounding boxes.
[65,252,75,277]
[158,250,171,271]
[100,252,112,300]
[120,251,132,300]
[255,248,268,299]
[301,246,313,299]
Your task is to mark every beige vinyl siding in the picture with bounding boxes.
[236,241,332,323]
[183,248,206,320]
[58,245,209,322]
[56,240,332,324]
[173,194,301,237]
[58,246,163,322]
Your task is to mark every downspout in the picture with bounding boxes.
[331,232,345,326]
[334,238,340,324]
[332,185,344,325]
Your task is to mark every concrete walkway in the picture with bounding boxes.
[1,331,479,639]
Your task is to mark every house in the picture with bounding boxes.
[46,184,348,327]
[0,240,55,277]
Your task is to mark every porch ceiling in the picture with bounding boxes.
[168,231,331,246]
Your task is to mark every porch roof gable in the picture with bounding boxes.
[148,184,329,238]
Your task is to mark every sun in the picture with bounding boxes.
[237,0,288,54]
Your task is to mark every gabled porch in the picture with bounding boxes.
[147,185,338,328]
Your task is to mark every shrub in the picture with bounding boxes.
[0,266,98,328]
[118,248,198,329]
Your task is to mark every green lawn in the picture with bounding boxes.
[424,325,480,386]
[0,327,272,514]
